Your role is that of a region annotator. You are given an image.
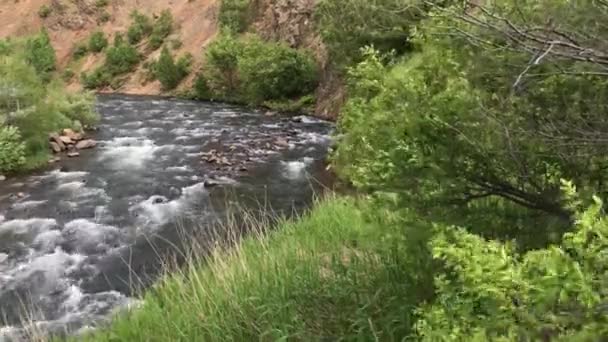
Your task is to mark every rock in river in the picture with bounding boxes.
[76,139,97,150]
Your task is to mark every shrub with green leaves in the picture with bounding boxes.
[218,0,251,33]
[127,10,153,45]
[72,43,89,59]
[95,0,109,8]
[417,183,608,340]
[149,10,173,50]
[88,31,108,53]
[38,4,52,18]
[239,37,318,103]
[153,47,191,90]
[104,37,140,75]
[0,126,26,173]
[24,30,56,80]
[201,33,318,104]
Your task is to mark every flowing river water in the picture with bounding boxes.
[0,95,334,340]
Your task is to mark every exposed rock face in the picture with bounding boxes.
[251,0,344,119]
[50,141,62,153]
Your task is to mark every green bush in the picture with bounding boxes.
[88,31,108,53]
[239,37,318,103]
[417,185,608,340]
[193,73,212,100]
[105,37,140,75]
[201,34,318,104]
[1,49,97,170]
[0,126,26,173]
[62,68,75,81]
[81,69,111,89]
[315,0,423,66]
[202,33,244,97]
[24,30,56,80]
[153,47,190,90]
[219,0,251,33]
[95,0,109,8]
[149,10,173,50]
[72,43,89,59]
[38,4,52,18]
[127,10,153,45]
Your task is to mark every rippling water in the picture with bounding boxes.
[0,95,334,340]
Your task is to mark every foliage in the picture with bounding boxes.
[238,36,318,104]
[24,30,56,81]
[104,36,140,76]
[315,0,424,66]
[417,184,608,340]
[218,0,251,33]
[127,10,153,45]
[334,2,608,237]
[38,4,51,18]
[88,31,108,53]
[201,33,318,104]
[0,42,97,171]
[153,47,190,90]
[95,0,109,8]
[72,43,89,59]
[81,68,111,89]
[192,73,212,100]
[149,10,173,50]
[98,10,111,23]
[0,126,26,173]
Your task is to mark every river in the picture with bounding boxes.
[0,95,334,340]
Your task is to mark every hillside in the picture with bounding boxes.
[0,0,342,118]
[0,0,218,95]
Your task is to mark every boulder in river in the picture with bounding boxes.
[59,136,74,145]
[76,139,97,150]
[0,175,5,181]
[67,151,80,158]
[50,141,63,153]
[62,128,83,141]
[49,133,66,151]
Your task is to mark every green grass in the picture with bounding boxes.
[73,197,425,341]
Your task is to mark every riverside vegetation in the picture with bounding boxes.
[5,0,608,340]
[0,30,97,173]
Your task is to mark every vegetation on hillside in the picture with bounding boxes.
[192,33,317,110]
[152,47,192,90]
[0,34,97,173]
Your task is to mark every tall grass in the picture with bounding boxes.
[71,196,425,341]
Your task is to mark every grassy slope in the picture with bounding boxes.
[77,197,427,341]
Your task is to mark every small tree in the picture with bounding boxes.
[24,29,56,80]
[88,31,108,53]
[154,47,189,90]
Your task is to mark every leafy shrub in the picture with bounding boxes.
[95,0,109,7]
[0,126,26,173]
[38,5,52,18]
[417,185,608,340]
[315,0,422,66]
[81,68,111,89]
[218,0,251,32]
[104,38,140,75]
[193,73,212,100]
[201,34,318,103]
[127,10,153,45]
[153,47,190,90]
[238,37,318,103]
[149,10,173,50]
[72,43,89,59]
[202,33,244,97]
[62,68,75,81]
[88,31,108,53]
[170,38,183,50]
[24,30,56,80]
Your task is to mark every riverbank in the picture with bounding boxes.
[68,196,423,341]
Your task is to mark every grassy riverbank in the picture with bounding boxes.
[72,197,428,341]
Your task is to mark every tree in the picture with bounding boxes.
[24,29,56,80]
[154,47,189,90]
